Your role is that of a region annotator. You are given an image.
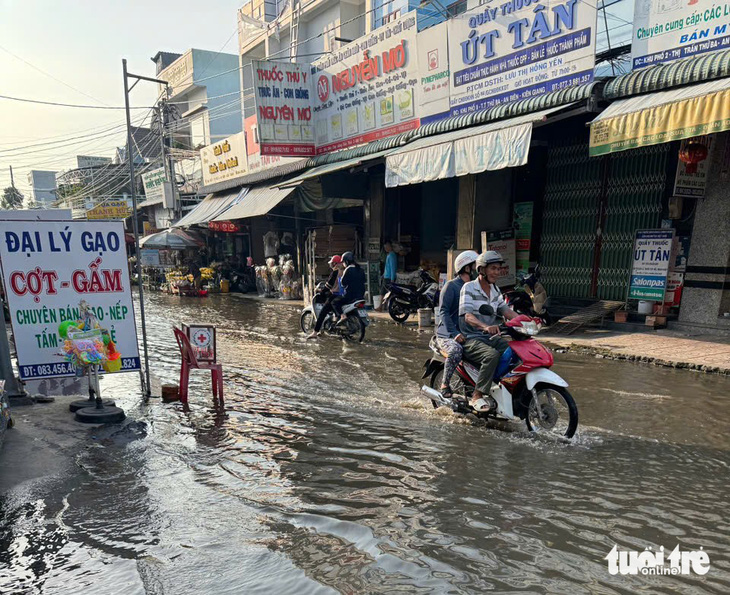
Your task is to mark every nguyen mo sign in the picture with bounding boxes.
[0,221,141,379]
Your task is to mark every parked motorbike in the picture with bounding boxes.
[383,269,440,323]
[421,304,578,438]
[503,265,551,324]
[230,267,256,293]
[300,283,369,342]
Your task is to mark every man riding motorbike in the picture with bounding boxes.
[335,251,366,323]
[458,251,519,412]
[435,250,479,398]
[306,255,345,340]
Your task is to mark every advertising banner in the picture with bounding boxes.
[628,229,675,301]
[444,0,596,121]
[252,60,316,156]
[483,228,517,287]
[201,132,248,187]
[140,249,161,266]
[453,122,531,175]
[312,13,421,154]
[418,21,451,119]
[0,221,141,379]
[632,0,730,69]
[77,155,112,168]
[674,136,714,197]
[142,167,167,202]
[86,200,132,220]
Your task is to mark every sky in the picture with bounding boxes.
[0,0,244,196]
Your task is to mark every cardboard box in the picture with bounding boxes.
[614,311,628,323]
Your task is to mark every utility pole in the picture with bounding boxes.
[9,166,15,190]
[122,59,167,401]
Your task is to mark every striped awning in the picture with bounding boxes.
[173,188,247,227]
[214,183,300,221]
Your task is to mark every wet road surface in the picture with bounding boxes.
[1,293,730,594]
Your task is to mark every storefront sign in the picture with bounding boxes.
[312,14,420,154]
[445,0,596,120]
[0,220,141,379]
[674,136,714,197]
[514,202,534,275]
[632,0,730,69]
[590,87,730,156]
[628,229,675,301]
[142,167,167,202]
[209,220,240,233]
[483,228,517,287]
[666,271,684,306]
[86,200,132,220]
[140,249,161,266]
[201,132,248,187]
[77,155,112,168]
[252,60,315,157]
[418,21,451,120]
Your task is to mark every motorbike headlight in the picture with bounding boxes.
[515,321,539,336]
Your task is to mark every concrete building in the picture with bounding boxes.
[26,170,57,207]
[151,48,243,151]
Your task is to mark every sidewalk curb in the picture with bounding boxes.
[542,340,730,376]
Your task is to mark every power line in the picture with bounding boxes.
[0,94,153,110]
[0,45,112,107]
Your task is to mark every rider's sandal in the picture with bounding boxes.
[470,397,492,412]
[440,386,453,399]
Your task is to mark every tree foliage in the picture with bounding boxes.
[1,187,24,210]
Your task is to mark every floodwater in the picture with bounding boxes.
[1,293,730,594]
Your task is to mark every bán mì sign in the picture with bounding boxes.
[0,221,141,379]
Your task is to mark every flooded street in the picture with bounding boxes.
[2,293,730,594]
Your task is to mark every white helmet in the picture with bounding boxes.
[476,250,505,271]
[454,250,479,275]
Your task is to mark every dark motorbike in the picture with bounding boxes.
[300,283,369,342]
[229,267,256,293]
[383,269,440,324]
[503,265,551,325]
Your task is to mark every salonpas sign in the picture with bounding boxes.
[445,0,595,120]
[633,0,730,69]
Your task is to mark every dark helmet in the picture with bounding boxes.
[341,251,355,266]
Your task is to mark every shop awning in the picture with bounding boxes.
[590,77,730,156]
[385,105,572,188]
[213,183,300,221]
[173,188,247,227]
[279,150,393,187]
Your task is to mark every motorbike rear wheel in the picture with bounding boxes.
[430,368,471,409]
[388,299,410,323]
[341,315,366,343]
[525,384,578,439]
[300,310,315,334]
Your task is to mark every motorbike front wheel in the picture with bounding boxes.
[300,310,315,333]
[525,384,578,439]
[388,299,411,323]
[341,316,366,343]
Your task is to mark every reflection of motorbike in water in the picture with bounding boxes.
[421,305,578,439]
[300,283,369,343]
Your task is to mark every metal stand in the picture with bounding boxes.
[75,366,125,424]
[69,368,116,412]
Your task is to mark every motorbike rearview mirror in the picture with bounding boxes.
[478,304,495,316]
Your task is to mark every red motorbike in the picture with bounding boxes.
[421,307,578,438]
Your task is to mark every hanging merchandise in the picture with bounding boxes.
[263,231,280,259]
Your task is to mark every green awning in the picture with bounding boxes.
[604,49,730,99]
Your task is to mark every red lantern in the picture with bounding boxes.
[678,140,709,174]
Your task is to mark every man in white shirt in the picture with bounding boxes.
[459,251,519,412]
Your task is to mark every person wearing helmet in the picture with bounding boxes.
[458,250,518,412]
[306,255,345,339]
[434,250,479,397]
[335,252,366,320]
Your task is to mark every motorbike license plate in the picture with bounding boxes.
[357,310,368,318]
